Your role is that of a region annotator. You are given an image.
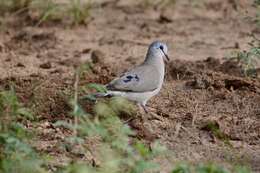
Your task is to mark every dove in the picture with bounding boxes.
[95,41,169,113]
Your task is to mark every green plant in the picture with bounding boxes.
[172,163,190,173]
[68,0,91,25]
[235,46,260,77]
[254,0,260,27]
[0,0,92,25]
[171,163,251,173]
[0,87,46,173]
[53,65,166,173]
[196,164,229,173]
[254,0,260,6]
[234,166,251,173]
[202,121,231,145]
[31,0,62,25]
[0,0,33,13]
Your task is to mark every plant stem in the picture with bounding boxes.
[73,70,79,137]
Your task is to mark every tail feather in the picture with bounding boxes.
[93,92,112,97]
[80,92,113,102]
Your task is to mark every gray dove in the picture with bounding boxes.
[96,41,169,113]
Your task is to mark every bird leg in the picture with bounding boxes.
[140,104,149,114]
[138,104,164,121]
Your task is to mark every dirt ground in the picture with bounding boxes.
[0,0,260,172]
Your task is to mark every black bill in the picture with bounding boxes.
[162,50,170,62]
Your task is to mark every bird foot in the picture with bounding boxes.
[139,105,164,121]
[141,104,149,114]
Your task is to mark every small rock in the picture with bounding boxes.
[16,62,25,67]
[158,14,172,23]
[43,121,50,128]
[234,42,239,49]
[82,48,91,54]
[91,50,104,64]
[204,57,220,69]
[0,42,3,52]
[40,62,52,69]
[219,59,242,77]
[50,68,63,74]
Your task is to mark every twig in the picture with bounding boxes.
[123,117,135,124]
[173,122,182,139]
[11,7,30,17]
[192,102,199,127]
[73,70,79,137]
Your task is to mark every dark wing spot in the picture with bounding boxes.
[126,76,133,79]
[123,75,133,83]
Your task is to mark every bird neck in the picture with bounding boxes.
[143,53,165,91]
[143,53,165,73]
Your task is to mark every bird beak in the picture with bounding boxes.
[162,50,170,63]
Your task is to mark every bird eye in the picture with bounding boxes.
[159,45,164,50]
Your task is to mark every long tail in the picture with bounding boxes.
[92,92,113,97]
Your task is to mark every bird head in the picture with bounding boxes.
[147,41,169,63]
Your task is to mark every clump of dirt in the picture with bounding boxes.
[168,57,245,80]
[5,29,57,52]
[0,75,72,121]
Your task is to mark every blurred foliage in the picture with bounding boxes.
[253,0,260,27]
[0,87,47,173]
[236,47,260,77]
[55,86,162,173]
[0,0,92,25]
[172,164,191,173]
[254,0,260,6]
[86,83,107,93]
[32,0,62,25]
[196,164,229,173]
[69,0,91,25]
[202,121,231,145]
[171,163,251,173]
[232,35,260,77]
[0,0,33,12]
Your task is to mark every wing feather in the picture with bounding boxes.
[106,65,160,92]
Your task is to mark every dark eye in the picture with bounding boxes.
[159,45,164,50]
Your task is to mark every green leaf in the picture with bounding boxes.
[234,166,251,173]
[172,164,190,173]
[134,141,150,158]
[109,97,136,115]
[132,160,158,173]
[16,107,34,120]
[250,47,260,57]
[94,102,116,117]
[0,88,20,114]
[86,83,107,93]
[196,164,230,173]
[150,141,167,156]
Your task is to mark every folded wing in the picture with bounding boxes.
[106,65,160,92]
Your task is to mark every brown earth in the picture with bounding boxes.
[0,0,260,172]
